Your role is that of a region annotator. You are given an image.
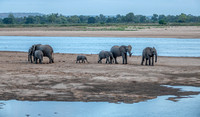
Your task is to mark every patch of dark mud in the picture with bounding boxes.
[79,82,200,103]
[0,80,199,103]
[163,72,200,78]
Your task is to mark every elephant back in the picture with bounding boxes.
[36,45,53,56]
[99,50,107,58]
[110,46,121,57]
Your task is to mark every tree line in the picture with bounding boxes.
[0,12,200,25]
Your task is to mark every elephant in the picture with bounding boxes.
[34,50,43,64]
[110,45,132,64]
[141,47,157,66]
[76,55,88,63]
[98,50,114,64]
[30,44,54,63]
[28,47,33,63]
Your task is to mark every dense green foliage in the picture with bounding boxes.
[0,12,200,26]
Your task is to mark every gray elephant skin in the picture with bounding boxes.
[98,50,114,64]
[30,44,54,63]
[34,50,43,64]
[28,47,33,63]
[110,45,132,64]
[141,47,157,66]
[76,55,88,63]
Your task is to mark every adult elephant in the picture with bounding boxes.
[30,44,54,63]
[141,47,157,66]
[98,50,114,64]
[110,45,132,64]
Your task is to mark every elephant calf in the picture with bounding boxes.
[76,55,88,63]
[98,50,114,64]
[34,50,43,64]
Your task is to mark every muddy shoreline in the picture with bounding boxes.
[0,51,200,103]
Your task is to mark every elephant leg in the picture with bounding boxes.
[35,58,38,64]
[39,59,42,64]
[30,58,33,63]
[106,57,109,64]
[98,58,100,63]
[100,59,102,63]
[141,56,144,65]
[114,57,118,64]
[109,57,112,64]
[122,54,125,64]
[98,58,102,63]
[152,56,154,66]
[48,57,52,63]
[145,58,148,65]
[125,54,127,64]
[149,57,151,66]
[52,57,54,63]
[47,54,53,63]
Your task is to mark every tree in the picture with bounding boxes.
[178,13,187,23]
[99,14,106,23]
[67,15,80,23]
[124,12,134,22]
[151,14,158,22]
[3,18,14,24]
[159,20,167,25]
[140,16,146,23]
[47,13,58,24]
[106,17,113,23]
[88,17,96,24]
[158,15,166,21]
[116,14,122,23]
[25,16,34,24]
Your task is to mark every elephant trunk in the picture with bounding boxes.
[128,51,132,57]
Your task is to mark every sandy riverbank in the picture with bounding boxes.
[0,51,199,103]
[0,26,200,38]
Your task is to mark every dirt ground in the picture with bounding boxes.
[0,26,200,38]
[0,51,200,103]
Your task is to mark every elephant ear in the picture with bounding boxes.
[32,45,36,55]
[128,45,132,51]
[152,47,156,52]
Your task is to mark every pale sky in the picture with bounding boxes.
[0,0,200,16]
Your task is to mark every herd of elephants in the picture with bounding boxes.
[28,44,158,66]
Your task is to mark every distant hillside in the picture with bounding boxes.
[0,13,43,18]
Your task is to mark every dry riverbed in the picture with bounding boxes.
[0,51,200,103]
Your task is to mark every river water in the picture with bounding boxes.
[0,36,200,57]
[0,36,200,116]
[0,86,200,117]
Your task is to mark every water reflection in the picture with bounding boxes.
[0,36,200,57]
[0,86,200,117]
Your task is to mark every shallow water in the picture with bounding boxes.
[0,86,200,117]
[0,36,200,57]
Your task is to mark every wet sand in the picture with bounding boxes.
[0,26,200,38]
[0,51,200,103]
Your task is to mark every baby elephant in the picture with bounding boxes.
[76,55,89,63]
[98,50,114,64]
[34,50,43,64]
